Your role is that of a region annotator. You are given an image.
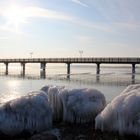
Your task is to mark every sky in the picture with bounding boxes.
[0,0,140,58]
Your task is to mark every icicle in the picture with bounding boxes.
[47,86,63,122]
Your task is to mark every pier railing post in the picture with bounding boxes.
[21,63,26,76]
[4,63,9,75]
[96,63,100,75]
[67,63,71,79]
[132,63,136,74]
[40,63,46,78]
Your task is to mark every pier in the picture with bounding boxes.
[1,57,140,78]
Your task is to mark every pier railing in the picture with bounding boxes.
[0,57,140,78]
[0,57,140,64]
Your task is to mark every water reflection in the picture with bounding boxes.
[131,74,135,84]
[0,80,22,103]
[40,70,46,79]
[0,73,139,87]
[8,80,20,90]
[96,74,100,83]
[0,72,139,103]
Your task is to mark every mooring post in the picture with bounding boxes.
[96,63,100,75]
[40,62,46,78]
[132,63,136,74]
[67,63,71,79]
[4,63,9,75]
[21,63,26,76]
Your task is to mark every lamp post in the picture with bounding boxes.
[30,52,33,58]
[79,50,83,58]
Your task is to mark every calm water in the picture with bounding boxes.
[0,63,140,103]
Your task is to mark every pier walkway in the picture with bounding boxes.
[1,57,140,78]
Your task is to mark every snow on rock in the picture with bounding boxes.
[95,84,140,136]
[0,91,52,135]
[41,85,106,123]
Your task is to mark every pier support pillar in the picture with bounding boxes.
[132,63,136,74]
[132,74,135,84]
[4,63,8,75]
[67,63,71,79]
[40,63,46,78]
[21,63,26,76]
[96,63,100,75]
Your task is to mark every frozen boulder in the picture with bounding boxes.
[41,86,106,123]
[61,88,106,123]
[95,84,140,136]
[0,91,52,135]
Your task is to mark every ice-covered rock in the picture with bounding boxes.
[95,84,140,136]
[61,88,106,123]
[41,85,106,123]
[0,91,52,135]
[41,85,50,94]
[121,84,140,95]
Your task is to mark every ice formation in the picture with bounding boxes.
[95,84,140,136]
[61,88,106,123]
[0,91,52,135]
[41,85,106,123]
[41,86,64,121]
[41,85,50,94]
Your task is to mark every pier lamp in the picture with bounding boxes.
[30,52,33,58]
[79,50,83,58]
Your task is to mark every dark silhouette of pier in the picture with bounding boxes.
[1,57,140,78]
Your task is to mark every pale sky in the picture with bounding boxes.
[0,0,140,58]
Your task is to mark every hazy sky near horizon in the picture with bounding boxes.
[0,0,140,58]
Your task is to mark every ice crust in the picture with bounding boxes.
[0,85,106,136]
[0,91,52,135]
[95,84,140,136]
[41,86,106,123]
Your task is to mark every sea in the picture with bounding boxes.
[0,63,140,103]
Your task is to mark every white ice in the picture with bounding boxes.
[41,85,64,121]
[0,91,52,135]
[95,84,140,136]
[47,86,64,121]
[41,85,106,123]
[61,88,106,123]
